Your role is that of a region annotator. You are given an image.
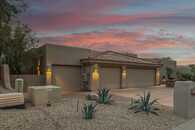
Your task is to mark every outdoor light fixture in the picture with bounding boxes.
[46,65,52,85]
[122,66,126,78]
[47,66,52,72]
[92,64,99,80]
[93,64,98,72]
[122,67,126,73]
[156,68,160,77]
[37,57,41,75]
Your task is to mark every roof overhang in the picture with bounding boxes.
[81,59,163,69]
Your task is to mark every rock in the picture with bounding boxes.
[85,93,99,100]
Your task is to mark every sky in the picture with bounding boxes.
[20,0,195,65]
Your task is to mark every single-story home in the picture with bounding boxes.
[36,44,162,91]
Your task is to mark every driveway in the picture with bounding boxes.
[110,85,173,107]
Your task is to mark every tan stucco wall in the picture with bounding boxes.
[174,81,195,119]
[38,44,95,85]
[45,44,93,65]
[150,58,177,79]
[83,65,92,90]
[177,65,191,74]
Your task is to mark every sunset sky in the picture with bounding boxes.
[21,0,195,65]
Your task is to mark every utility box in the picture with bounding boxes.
[15,79,24,93]
[174,81,195,119]
[28,85,62,106]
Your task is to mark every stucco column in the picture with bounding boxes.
[90,64,99,91]
[155,68,160,86]
[121,66,127,88]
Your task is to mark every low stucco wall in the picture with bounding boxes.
[0,64,14,90]
[174,81,195,119]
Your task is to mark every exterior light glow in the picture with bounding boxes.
[92,64,99,80]
[122,66,126,78]
[47,66,52,72]
[156,68,160,77]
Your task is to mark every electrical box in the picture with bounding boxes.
[15,79,24,93]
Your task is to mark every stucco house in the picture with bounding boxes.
[36,44,162,91]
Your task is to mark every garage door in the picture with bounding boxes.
[99,67,121,89]
[52,66,81,91]
[126,69,155,87]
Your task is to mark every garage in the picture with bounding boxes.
[52,65,81,91]
[99,67,121,89]
[126,68,155,87]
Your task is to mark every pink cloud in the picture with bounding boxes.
[21,0,191,33]
[39,28,194,53]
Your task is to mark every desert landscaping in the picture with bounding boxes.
[0,97,186,130]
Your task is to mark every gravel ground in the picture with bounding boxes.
[0,98,186,130]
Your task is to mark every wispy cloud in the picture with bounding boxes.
[39,28,195,57]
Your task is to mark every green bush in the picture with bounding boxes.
[166,66,175,78]
[97,88,114,104]
[129,91,159,115]
[176,70,182,80]
[82,103,97,119]
[181,73,192,80]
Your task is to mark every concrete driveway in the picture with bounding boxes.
[110,85,173,107]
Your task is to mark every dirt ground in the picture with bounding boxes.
[0,98,186,130]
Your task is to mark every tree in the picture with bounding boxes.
[0,0,38,74]
[189,64,195,81]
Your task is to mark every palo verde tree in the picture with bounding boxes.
[0,0,38,74]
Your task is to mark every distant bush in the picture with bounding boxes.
[82,103,97,119]
[166,66,175,78]
[181,73,192,81]
[176,71,182,81]
[97,88,114,104]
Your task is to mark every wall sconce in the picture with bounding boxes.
[122,66,126,78]
[122,67,126,73]
[47,66,52,72]
[92,64,99,80]
[156,68,160,77]
[93,64,98,72]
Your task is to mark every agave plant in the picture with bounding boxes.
[129,91,159,115]
[97,88,114,104]
[82,103,97,119]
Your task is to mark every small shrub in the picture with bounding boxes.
[82,103,97,119]
[181,73,192,80]
[129,91,159,115]
[97,88,114,104]
[176,70,182,81]
[166,66,175,78]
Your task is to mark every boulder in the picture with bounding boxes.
[86,93,99,100]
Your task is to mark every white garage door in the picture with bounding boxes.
[99,67,121,89]
[52,66,81,91]
[126,69,155,87]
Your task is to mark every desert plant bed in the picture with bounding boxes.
[0,98,186,130]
